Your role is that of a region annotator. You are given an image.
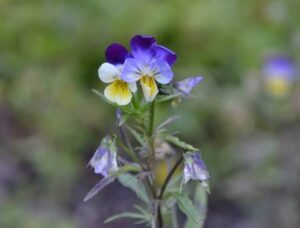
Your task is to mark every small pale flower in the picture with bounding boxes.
[175,76,203,96]
[98,44,137,105]
[89,135,118,177]
[121,35,177,102]
[183,152,209,184]
[263,55,296,98]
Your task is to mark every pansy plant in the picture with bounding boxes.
[85,35,209,228]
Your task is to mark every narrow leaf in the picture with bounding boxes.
[165,135,199,151]
[156,115,181,132]
[104,212,146,224]
[169,192,202,225]
[184,184,207,228]
[83,177,115,202]
[92,89,117,107]
[125,125,145,146]
[134,205,151,219]
[156,93,181,103]
[118,114,131,126]
[118,174,150,203]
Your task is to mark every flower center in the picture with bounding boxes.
[141,75,155,87]
[112,80,129,92]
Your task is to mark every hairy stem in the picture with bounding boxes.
[145,101,163,228]
[147,101,156,170]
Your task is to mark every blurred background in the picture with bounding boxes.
[1,0,300,227]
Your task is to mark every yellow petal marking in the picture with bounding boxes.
[140,76,158,102]
[104,80,132,105]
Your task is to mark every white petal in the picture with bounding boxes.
[98,62,120,83]
[183,166,191,184]
[128,82,137,93]
[104,81,132,106]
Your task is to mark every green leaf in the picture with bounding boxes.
[83,177,115,202]
[118,113,131,126]
[156,115,181,132]
[92,89,117,107]
[125,125,145,146]
[134,205,151,218]
[184,184,207,228]
[156,93,181,103]
[165,135,199,151]
[169,192,203,225]
[118,174,150,203]
[104,212,147,224]
[113,164,142,176]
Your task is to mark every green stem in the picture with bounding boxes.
[148,101,155,136]
[147,101,156,170]
[146,101,163,228]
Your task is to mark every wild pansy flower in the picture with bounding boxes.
[98,44,137,105]
[183,152,209,185]
[263,55,296,98]
[121,35,177,102]
[88,135,118,177]
[175,76,203,96]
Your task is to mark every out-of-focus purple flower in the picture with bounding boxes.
[175,76,203,95]
[263,55,296,97]
[88,135,118,177]
[121,35,177,102]
[183,152,209,184]
[263,55,295,80]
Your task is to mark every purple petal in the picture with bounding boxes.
[130,35,156,64]
[154,45,177,66]
[151,59,173,84]
[192,153,208,173]
[183,152,209,183]
[121,58,143,83]
[105,43,128,65]
[176,76,203,94]
[88,135,118,178]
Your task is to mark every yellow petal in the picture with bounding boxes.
[140,76,158,102]
[104,80,132,105]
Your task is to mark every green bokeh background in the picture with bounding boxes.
[1,0,300,227]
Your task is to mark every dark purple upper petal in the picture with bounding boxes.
[154,45,177,66]
[105,43,128,65]
[130,35,156,64]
